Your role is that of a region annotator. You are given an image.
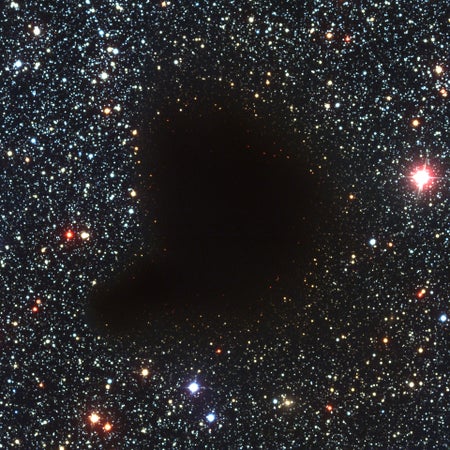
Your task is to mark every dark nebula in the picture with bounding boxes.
[87,101,335,335]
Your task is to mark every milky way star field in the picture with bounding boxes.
[0,1,448,448]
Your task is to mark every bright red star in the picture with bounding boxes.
[65,230,74,239]
[416,288,426,299]
[411,166,431,190]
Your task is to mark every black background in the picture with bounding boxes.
[87,99,335,335]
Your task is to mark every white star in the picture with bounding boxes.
[188,382,199,393]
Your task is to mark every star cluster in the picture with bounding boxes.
[0,1,448,448]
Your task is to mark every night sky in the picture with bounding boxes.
[1,1,448,448]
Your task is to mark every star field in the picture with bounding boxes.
[0,1,448,448]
